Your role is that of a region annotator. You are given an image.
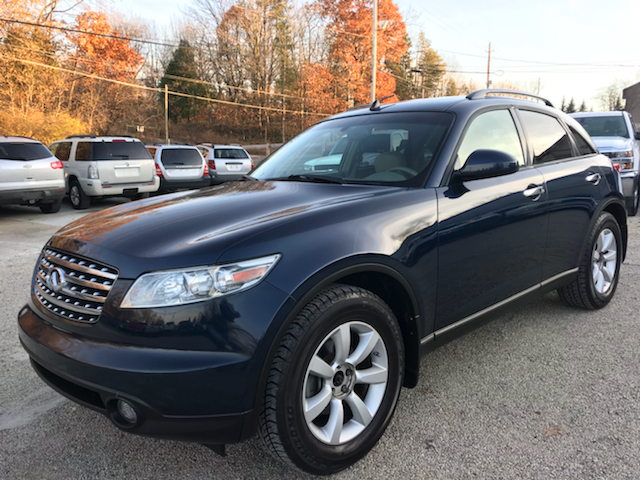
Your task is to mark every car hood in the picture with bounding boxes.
[49,181,399,278]
[591,136,634,151]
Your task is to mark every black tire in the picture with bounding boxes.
[558,212,622,309]
[69,179,90,210]
[627,179,639,217]
[133,192,150,200]
[39,199,62,214]
[258,284,404,475]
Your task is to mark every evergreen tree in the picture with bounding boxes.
[560,97,566,113]
[579,100,587,112]
[566,97,576,114]
[614,95,624,111]
[159,40,210,122]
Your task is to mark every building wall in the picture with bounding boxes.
[623,82,640,128]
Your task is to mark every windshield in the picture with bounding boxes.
[0,142,51,160]
[251,112,453,186]
[91,141,153,161]
[160,148,203,166]
[214,148,249,159]
[574,115,629,139]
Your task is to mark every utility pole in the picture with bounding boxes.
[164,84,169,144]
[486,42,491,89]
[370,0,377,103]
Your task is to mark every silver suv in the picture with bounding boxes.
[145,144,209,193]
[197,144,253,184]
[49,135,159,209]
[0,136,65,213]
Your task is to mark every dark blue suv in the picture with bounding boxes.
[18,90,627,474]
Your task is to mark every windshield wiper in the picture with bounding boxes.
[268,174,344,184]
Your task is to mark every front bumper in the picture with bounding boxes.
[620,171,638,200]
[0,186,65,206]
[18,304,259,443]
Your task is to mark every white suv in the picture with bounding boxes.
[49,136,159,209]
[0,136,65,213]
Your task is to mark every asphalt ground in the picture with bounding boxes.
[1,198,640,479]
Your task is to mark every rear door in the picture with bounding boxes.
[517,109,606,279]
[159,148,204,180]
[90,141,155,184]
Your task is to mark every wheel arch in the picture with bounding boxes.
[247,258,423,439]
[601,197,628,261]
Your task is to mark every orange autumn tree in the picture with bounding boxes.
[298,63,347,125]
[316,0,407,106]
[66,11,144,133]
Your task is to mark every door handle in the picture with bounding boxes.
[523,184,545,201]
[586,172,601,185]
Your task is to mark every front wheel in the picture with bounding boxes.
[258,285,404,475]
[558,212,622,309]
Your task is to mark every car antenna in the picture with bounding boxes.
[370,95,395,111]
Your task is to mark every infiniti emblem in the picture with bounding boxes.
[47,267,66,293]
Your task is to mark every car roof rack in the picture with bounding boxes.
[66,135,97,139]
[466,89,554,107]
[2,135,37,141]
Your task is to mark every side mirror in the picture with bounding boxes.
[635,131,640,141]
[455,149,519,182]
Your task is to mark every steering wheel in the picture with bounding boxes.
[387,167,417,179]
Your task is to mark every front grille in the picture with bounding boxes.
[34,248,119,323]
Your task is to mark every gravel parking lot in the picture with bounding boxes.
[1,199,640,479]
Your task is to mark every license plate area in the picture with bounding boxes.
[225,163,243,172]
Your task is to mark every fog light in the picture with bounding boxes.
[117,400,138,424]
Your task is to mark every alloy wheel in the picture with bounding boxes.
[302,321,388,445]
[591,228,617,295]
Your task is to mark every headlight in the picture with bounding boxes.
[120,254,280,308]
[610,150,633,158]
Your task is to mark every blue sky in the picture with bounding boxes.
[112,0,640,110]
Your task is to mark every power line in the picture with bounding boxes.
[0,17,179,48]
[0,54,332,117]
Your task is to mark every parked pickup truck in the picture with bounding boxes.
[572,111,640,215]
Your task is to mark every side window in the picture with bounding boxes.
[52,142,71,161]
[455,109,525,170]
[569,126,596,156]
[519,110,573,164]
[75,142,92,161]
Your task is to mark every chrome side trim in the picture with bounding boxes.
[431,268,579,339]
[420,333,435,346]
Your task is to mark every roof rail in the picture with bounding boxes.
[346,103,371,112]
[66,135,96,139]
[466,89,554,108]
[3,135,37,141]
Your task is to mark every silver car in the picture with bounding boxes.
[198,144,253,184]
[0,136,65,213]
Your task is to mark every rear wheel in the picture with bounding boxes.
[69,180,90,210]
[558,212,622,309]
[258,285,404,475]
[39,199,62,214]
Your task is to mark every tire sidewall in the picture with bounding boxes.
[278,295,404,473]
[70,182,80,208]
[585,213,622,306]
